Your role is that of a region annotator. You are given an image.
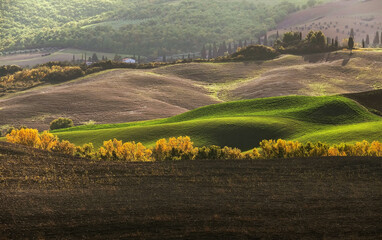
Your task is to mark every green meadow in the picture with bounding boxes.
[52,95,382,150]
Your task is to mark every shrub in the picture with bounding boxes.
[0,65,23,77]
[98,138,153,162]
[75,143,95,158]
[228,45,279,61]
[39,131,59,151]
[153,136,197,161]
[6,128,41,148]
[54,140,76,155]
[50,118,74,130]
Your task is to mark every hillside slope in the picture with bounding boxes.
[1,50,382,131]
[1,141,382,239]
[271,0,382,45]
[52,95,382,150]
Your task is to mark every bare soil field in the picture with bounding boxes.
[345,89,382,113]
[0,49,122,67]
[0,142,381,239]
[271,0,382,45]
[0,69,218,130]
[1,50,381,130]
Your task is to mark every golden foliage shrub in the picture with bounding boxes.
[6,128,382,161]
[153,136,197,161]
[54,140,76,155]
[98,139,153,162]
[39,131,59,151]
[6,128,41,148]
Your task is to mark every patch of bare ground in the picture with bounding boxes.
[0,142,381,239]
[344,89,382,113]
[0,69,218,130]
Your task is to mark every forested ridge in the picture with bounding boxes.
[0,0,321,56]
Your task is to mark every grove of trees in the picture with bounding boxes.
[1,0,312,57]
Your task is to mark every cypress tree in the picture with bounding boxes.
[335,36,339,48]
[373,31,380,45]
[201,45,207,59]
[276,31,279,40]
[362,39,365,48]
[213,42,217,58]
[263,34,268,46]
[222,41,227,53]
[91,53,99,62]
[348,37,354,53]
[228,43,232,54]
[350,28,355,38]
[366,34,370,46]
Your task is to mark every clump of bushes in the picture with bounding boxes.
[98,139,153,162]
[50,118,74,130]
[0,65,23,77]
[222,45,280,61]
[153,136,197,161]
[6,128,382,161]
[274,30,339,54]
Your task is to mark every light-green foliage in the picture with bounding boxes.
[1,0,315,55]
[52,95,382,150]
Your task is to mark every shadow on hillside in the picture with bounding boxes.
[341,54,352,66]
[303,52,332,63]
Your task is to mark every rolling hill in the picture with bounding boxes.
[1,50,381,131]
[270,0,382,46]
[51,95,382,150]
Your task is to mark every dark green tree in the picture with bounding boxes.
[201,45,207,59]
[92,53,99,62]
[348,37,354,53]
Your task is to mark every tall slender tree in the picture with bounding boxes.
[373,31,380,46]
[201,45,207,59]
[263,34,268,46]
[348,37,354,53]
[213,42,217,58]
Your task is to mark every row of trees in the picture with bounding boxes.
[361,31,382,48]
[6,128,382,162]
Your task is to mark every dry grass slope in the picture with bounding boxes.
[1,50,382,130]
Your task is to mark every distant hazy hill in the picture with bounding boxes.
[269,0,382,46]
[1,0,324,56]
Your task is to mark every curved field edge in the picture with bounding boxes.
[52,95,382,150]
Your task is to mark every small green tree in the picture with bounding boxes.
[50,118,74,130]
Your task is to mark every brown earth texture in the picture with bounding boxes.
[0,142,382,239]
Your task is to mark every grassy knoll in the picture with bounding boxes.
[1,141,381,239]
[52,95,382,150]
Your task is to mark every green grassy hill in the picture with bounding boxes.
[53,95,382,150]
